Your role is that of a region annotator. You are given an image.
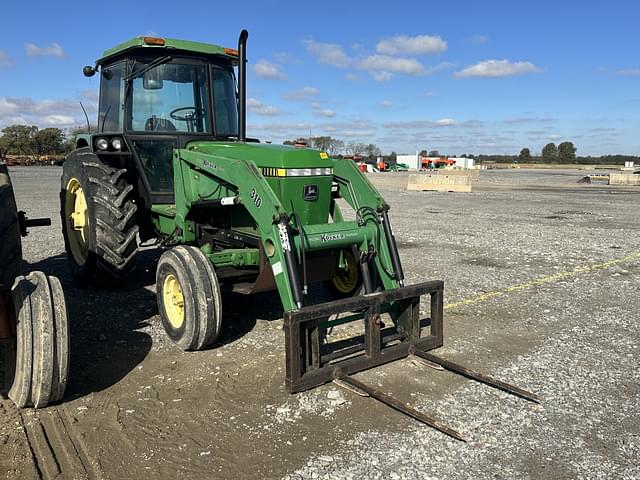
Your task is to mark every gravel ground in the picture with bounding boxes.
[1,166,639,479]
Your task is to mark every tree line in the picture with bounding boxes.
[0,125,76,160]
[518,141,577,163]
[2,125,637,166]
[284,136,383,160]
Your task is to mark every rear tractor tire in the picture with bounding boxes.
[0,163,22,292]
[156,246,222,351]
[6,272,69,408]
[60,149,139,286]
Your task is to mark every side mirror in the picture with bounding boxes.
[143,69,163,90]
[83,65,96,77]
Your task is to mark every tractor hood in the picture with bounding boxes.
[186,142,334,169]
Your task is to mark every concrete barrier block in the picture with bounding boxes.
[407,174,472,192]
[609,173,640,186]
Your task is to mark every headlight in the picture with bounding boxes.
[96,138,109,150]
[111,137,122,150]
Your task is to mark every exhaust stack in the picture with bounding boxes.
[238,29,248,142]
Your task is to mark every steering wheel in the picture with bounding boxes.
[169,106,206,121]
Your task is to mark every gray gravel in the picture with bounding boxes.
[284,169,640,480]
[6,166,640,480]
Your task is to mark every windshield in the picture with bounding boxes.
[129,61,211,133]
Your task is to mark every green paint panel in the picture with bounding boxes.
[98,37,237,64]
[206,248,260,268]
[272,176,333,226]
[188,142,333,169]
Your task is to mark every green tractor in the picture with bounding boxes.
[61,31,537,439]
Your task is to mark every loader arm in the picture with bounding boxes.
[174,148,304,310]
[330,159,404,291]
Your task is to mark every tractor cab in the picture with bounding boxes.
[83,37,240,202]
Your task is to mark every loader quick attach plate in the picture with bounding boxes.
[284,280,444,393]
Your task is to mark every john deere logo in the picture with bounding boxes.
[303,184,318,201]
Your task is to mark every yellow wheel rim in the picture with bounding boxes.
[332,249,359,294]
[163,274,185,329]
[64,178,89,265]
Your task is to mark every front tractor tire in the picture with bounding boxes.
[156,246,222,351]
[60,149,139,286]
[326,248,363,298]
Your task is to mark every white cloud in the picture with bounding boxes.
[246,97,283,116]
[0,98,21,116]
[42,114,75,125]
[248,121,312,135]
[359,55,425,75]
[455,60,541,78]
[435,118,455,126]
[253,59,286,80]
[616,68,640,76]
[376,35,447,55]
[317,109,336,118]
[345,73,360,81]
[283,86,320,101]
[0,50,12,68]
[383,118,458,129]
[380,100,394,108]
[340,130,375,138]
[309,102,335,117]
[503,116,555,124]
[273,52,300,64]
[373,72,394,82]
[470,34,489,45]
[0,95,97,129]
[79,90,99,102]
[424,61,455,75]
[25,42,65,59]
[322,119,373,134]
[303,40,350,68]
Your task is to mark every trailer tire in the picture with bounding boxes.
[156,246,222,351]
[46,274,69,403]
[0,163,22,293]
[7,277,32,407]
[7,272,69,408]
[60,149,138,286]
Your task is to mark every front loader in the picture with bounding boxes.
[61,31,539,440]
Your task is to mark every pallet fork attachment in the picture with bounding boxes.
[284,281,444,393]
[284,280,541,441]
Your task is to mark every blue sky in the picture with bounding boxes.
[1,0,638,155]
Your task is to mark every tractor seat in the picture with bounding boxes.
[145,116,177,132]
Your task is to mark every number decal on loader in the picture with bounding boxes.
[250,188,262,208]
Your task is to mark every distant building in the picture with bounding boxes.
[396,151,420,170]
[395,151,475,170]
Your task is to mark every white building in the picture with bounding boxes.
[451,157,475,169]
[396,151,420,170]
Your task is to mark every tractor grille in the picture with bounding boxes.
[261,167,333,177]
